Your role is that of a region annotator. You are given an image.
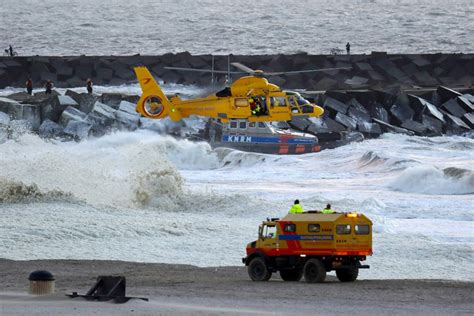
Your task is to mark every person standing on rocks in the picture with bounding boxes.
[45,80,53,94]
[86,79,93,94]
[346,42,351,55]
[26,78,33,95]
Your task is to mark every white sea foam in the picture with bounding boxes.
[389,166,474,195]
[0,127,473,281]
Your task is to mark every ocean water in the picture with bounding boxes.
[0,126,473,280]
[1,0,473,56]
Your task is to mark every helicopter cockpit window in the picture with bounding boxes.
[288,96,300,113]
[270,97,287,107]
[297,95,311,106]
[229,121,237,129]
[296,95,313,113]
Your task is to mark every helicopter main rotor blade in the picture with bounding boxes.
[230,62,256,74]
[164,66,244,74]
[265,67,352,76]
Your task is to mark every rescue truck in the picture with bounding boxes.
[242,211,372,283]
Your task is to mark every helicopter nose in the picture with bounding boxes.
[313,104,324,117]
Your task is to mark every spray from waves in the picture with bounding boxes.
[134,168,184,208]
[0,131,219,208]
[215,148,289,168]
[388,166,474,195]
[0,178,73,203]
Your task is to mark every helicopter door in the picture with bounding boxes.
[288,96,301,113]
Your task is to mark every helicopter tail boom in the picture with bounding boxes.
[134,67,178,120]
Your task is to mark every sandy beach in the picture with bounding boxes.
[0,259,472,315]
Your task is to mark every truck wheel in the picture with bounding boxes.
[303,259,326,283]
[248,257,271,281]
[336,267,359,282]
[280,268,303,281]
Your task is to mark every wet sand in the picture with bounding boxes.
[1,259,473,315]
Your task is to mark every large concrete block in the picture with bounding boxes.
[441,110,470,130]
[7,103,41,130]
[409,95,444,122]
[441,99,466,118]
[38,119,65,138]
[413,71,438,86]
[58,106,87,127]
[86,101,116,136]
[422,114,443,136]
[100,93,123,109]
[401,119,428,135]
[348,98,369,114]
[373,118,414,135]
[323,117,346,132]
[65,89,82,105]
[115,110,139,130]
[368,103,389,122]
[410,55,431,67]
[323,96,349,114]
[389,102,414,124]
[118,100,138,115]
[462,112,474,128]
[357,122,382,137]
[96,67,114,81]
[78,93,99,113]
[457,96,474,112]
[75,64,93,80]
[63,120,92,140]
[0,97,19,113]
[348,106,371,124]
[436,86,462,103]
[335,112,357,130]
[344,76,369,87]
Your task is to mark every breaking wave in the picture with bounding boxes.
[0,131,217,208]
[0,178,73,203]
[389,166,474,195]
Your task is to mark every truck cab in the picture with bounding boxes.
[242,212,373,283]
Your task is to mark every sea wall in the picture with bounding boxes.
[0,52,473,90]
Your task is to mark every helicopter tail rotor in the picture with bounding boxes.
[134,67,178,120]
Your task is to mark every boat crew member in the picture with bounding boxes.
[322,203,335,214]
[289,200,304,214]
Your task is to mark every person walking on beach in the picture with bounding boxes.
[321,203,335,214]
[86,79,93,94]
[346,42,351,55]
[26,78,33,95]
[289,200,304,214]
[45,80,53,94]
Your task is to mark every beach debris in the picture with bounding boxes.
[67,276,148,303]
[29,270,55,295]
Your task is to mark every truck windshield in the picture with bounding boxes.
[262,224,276,238]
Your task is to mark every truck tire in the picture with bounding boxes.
[248,257,271,281]
[303,259,326,283]
[280,268,303,281]
[336,267,359,282]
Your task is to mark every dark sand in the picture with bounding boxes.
[1,259,473,315]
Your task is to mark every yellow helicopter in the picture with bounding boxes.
[134,62,349,123]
